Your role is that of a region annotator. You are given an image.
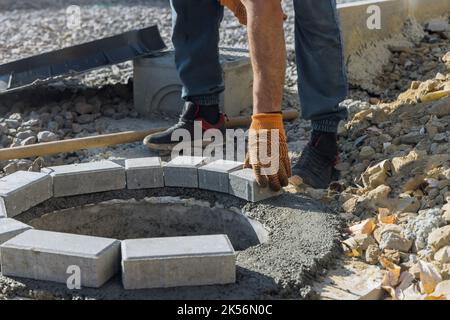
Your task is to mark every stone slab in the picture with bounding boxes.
[43,160,126,197]
[229,168,281,202]
[163,156,208,188]
[0,230,121,288]
[125,157,164,190]
[0,171,52,217]
[121,234,236,289]
[198,160,243,193]
[0,218,32,245]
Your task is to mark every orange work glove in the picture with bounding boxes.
[244,113,292,192]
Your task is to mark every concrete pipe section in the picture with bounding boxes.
[0,158,342,299]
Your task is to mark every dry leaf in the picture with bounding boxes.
[378,208,397,224]
[349,218,376,235]
[418,260,442,294]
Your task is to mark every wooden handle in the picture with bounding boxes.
[0,109,299,161]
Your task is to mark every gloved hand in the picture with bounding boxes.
[244,113,292,191]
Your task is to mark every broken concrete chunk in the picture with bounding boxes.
[365,244,381,265]
[374,224,403,244]
[391,150,422,175]
[443,210,450,224]
[395,196,421,213]
[434,246,450,264]
[403,208,444,250]
[379,232,413,253]
[354,234,377,251]
[0,171,52,217]
[428,225,450,252]
[342,197,360,213]
[361,160,391,189]
[381,249,401,265]
[366,185,391,204]
[430,280,450,299]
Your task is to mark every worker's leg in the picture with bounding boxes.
[171,0,224,105]
[144,0,225,151]
[292,0,348,188]
[293,0,348,130]
[241,0,291,191]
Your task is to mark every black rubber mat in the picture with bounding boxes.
[0,25,166,94]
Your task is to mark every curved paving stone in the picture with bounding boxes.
[122,234,236,290]
[125,157,164,190]
[198,159,243,193]
[163,156,208,188]
[0,218,32,245]
[0,229,121,288]
[229,168,281,202]
[0,171,52,217]
[0,156,340,296]
[7,190,341,299]
[43,160,126,197]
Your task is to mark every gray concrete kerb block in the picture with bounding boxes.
[0,171,53,218]
[43,160,126,197]
[229,168,281,202]
[121,234,236,289]
[163,156,208,188]
[198,160,244,193]
[125,157,164,189]
[0,229,121,288]
[0,218,32,245]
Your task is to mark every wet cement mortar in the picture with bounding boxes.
[1,189,343,300]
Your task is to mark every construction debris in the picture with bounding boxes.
[329,23,449,300]
[286,14,450,300]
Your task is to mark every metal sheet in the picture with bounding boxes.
[0,25,166,94]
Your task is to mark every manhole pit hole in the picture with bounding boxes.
[25,197,269,251]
